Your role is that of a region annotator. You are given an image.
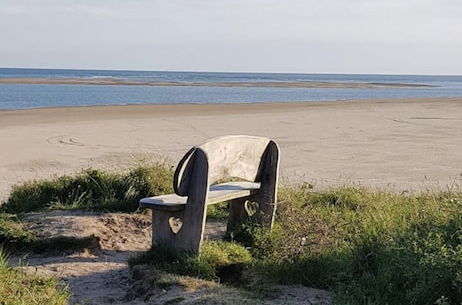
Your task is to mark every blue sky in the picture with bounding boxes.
[1,0,461,74]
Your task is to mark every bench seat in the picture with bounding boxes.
[140,181,261,212]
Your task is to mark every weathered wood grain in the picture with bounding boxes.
[176,149,209,252]
[254,140,280,227]
[227,197,251,233]
[140,135,280,254]
[174,136,270,196]
[140,181,261,211]
[151,209,185,248]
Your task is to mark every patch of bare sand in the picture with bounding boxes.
[129,265,332,305]
[16,211,153,304]
[23,211,153,252]
[12,210,330,304]
[1,98,462,201]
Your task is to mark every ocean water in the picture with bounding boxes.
[1,68,462,110]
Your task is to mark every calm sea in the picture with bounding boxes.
[1,68,462,110]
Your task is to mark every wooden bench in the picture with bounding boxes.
[139,135,280,253]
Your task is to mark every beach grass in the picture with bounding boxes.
[130,184,462,305]
[247,184,462,305]
[0,213,36,249]
[2,165,462,304]
[1,162,173,214]
[0,248,69,304]
[129,241,253,282]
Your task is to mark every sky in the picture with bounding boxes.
[1,0,462,75]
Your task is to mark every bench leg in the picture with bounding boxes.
[151,209,185,249]
[227,198,250,233]
[253,190,277,228]
[175,150,209,254]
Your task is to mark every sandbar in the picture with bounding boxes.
[0,77,434,88]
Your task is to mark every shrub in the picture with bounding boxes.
[1,163,174,213]
[206,202,229,220]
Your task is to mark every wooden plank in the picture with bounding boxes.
[208,181,260,204]
[200,136,270,185]
[151,209,185,248]
[139,194,186,211]
[173,147,196,196]
[254,140,280,228]
[177,149,209,253]
[139,181,261,211]
[141,135,279,254]
[173,135,270,195]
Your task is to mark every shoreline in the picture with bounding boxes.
[0,77,435,88]
[0,96,459,115]
[0,97,461,198]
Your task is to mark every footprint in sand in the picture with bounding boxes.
[46,135,85,147]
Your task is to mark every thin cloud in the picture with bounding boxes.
[0,0,461,74]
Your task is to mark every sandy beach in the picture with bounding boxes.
[1,98,461,199]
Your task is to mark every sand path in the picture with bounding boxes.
[14,211,152,305]
[12,211,331,305]
[13,211,227,305]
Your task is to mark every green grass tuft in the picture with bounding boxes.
[1,163,173,214]
[248,185,462,305]
[206,202,229,220]
[0,248,69,304]
[129,241,252,282]
[0,213,37,249]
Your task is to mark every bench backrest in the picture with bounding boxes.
[173,135,278,197]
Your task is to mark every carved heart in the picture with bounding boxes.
[244,201,258,217]
[168,217,183,234]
